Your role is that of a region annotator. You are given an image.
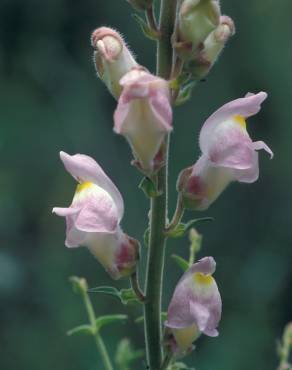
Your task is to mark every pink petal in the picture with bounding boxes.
[59,151,124,221]
[189,301,210,332]
[252,140,274,158]
[200,92,267,154]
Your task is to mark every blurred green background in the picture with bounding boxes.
[0,0,291,369]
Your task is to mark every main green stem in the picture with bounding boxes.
[144,1,177,369]
[82,291,114,370]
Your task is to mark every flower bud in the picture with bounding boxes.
[126,0,153,11]
[91,27,138,99]
[177,0,221,59]
[114,68,173,174]
[185,15,235,79]
[177,92,273,210]
[53,151,139,279]
[165,257,222,354]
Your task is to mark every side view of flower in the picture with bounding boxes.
[177,92,273,210]
[51,1,281,370]
[53,151,139,279]
[165,257,221,354]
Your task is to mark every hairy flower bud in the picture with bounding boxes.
[126,0,153,11]
[177,92,273,210]
[114,68,173,173]
[53,151,139,279]
[185,15,235,78]
[165,257,222,353]
[91,27,138,99]
[177,0,221,59]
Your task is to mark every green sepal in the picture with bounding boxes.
[96,314,128,331]
[139,176,162,198]
[88,286,141,305]
[175,80,197,106]
[166,217,213,238]
[132,14,160,40]
[115,338,144,370]
[67,324,94,337]
[169,72,191,90]
[171,254,189,272]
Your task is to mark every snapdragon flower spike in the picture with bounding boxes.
[165,257,221,354]
[114,68,173,173]
[91,27,138,99]
[177,92,273,210]
[52,151,139,279]
[176,0,221,60]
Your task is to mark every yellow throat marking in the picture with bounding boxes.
[76,181,93,193]
[193,272,213,285]
[233,114,246,129]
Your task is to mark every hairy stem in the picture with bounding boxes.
[144,1,177,369]
[130,272,146,302]
[82,290,114,370]
[165,194,185,232]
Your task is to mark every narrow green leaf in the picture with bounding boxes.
[67,324,93,336]
[135,312,167,324]
[120,288,141,305]
[88,286,141,305]
[166,217,213,238]
[88,286,121,299]
[184,217,213,231]
[175,80,197,106]
[171,254,189,272]
[132,14,160,40]
[115,338,144,370]
[96,314,128,331]
[139,176,161,198]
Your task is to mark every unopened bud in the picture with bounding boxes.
[185,15,235,79]
[126,0,153,11]
[177,0,220,59]
[91,27,138,99]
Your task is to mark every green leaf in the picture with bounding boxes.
[88,286,141,305]
[88,285,121,299]
[132,14,160,40]
[139,176,162,198]
[115,338,144,370]
[135,312,167,324]
[67,324,93,336]
[143,227,150,247]
[120,288,141,305]
[166,217,213,238]
[96,314,128,331]
[171,254,189,272]
[175,80,197,106]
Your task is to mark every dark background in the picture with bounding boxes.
[0,1,291,369]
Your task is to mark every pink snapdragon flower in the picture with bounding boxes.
[114,68,172,173]
[165,257,222,353]
[53,151,139,279]
[91,27,138,99]
[177,92,273,210]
